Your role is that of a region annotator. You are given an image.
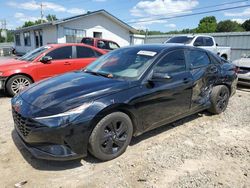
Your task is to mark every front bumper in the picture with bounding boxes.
[13,109,93,161]
[0,77,7,90]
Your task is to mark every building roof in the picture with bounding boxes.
[14,9,137,34]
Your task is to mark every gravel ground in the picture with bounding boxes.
[0,86,249,188]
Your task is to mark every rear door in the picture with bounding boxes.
[36,46,74,80]
[185,49,220,109]
[71,46,102,70]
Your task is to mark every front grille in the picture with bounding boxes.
[12,109,35,137]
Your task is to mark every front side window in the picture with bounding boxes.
[109,42,120,50]
[24,32,31,46]
[15,33,21,46]
[204,37,214,46]
[86,48,159,80]
[76,46,96,58]
[186,50,210,68]
[155,50,186,74]
[193,37,204,46]
[46,46,72,60]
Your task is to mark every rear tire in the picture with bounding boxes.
[89,112,133,161]
[6,75,32,97]
[208,85,230,114]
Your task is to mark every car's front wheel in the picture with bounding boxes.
[208,85,230,114]
[6,75,32,97]
[89,112,133,161]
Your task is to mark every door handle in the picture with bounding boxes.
[64,62,71,65]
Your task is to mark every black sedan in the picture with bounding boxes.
[11,44,237,161]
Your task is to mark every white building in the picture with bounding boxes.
[14,10,138,54]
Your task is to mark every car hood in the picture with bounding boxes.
[233,58,250,68]
[0,58,29,71]
[19,71,129,116]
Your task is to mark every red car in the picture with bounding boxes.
[81,37,120,52]
[0,43,106,96]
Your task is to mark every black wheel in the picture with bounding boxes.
[208,85,230,114]
[89,112,133,161]
[6,75,32,97]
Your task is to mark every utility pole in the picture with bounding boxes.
[40,3,44,23]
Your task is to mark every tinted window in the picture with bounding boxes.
[155,50,186,73]
[47,46,72,60]
[204,37,214,46]
[193,37,204,46]
[186,50,210,68]
[166,36,194,44]
[81,38,94,46]
[76,46,96,58]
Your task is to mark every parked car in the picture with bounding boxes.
[12,44,237,161]
[233,54,250,86]
[0,43,106,96]
[164,35,231,60]
[81,37,120,52]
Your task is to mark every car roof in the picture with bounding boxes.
[121,44,205,52]
[82,37,118,43]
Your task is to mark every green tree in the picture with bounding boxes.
[46,14,58,21]
[22,21,36,28]
[242,19,250,31]
[216,20,245,32]
[196,16,217,33]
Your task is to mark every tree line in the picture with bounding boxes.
[139,16,250,35]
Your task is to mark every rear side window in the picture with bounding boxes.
[155,50,186,73]
[47,46,72,60]
[81,38,94,46]
[186,50,210,68]
[76,46,96,58]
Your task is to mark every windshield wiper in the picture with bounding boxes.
[84,69,114,78]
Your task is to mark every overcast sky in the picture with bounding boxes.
[1,0,249,31]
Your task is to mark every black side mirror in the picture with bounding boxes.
[151,72,172,81]
[40,56,52,64]
[216,43,218,46]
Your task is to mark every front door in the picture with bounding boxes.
[135,49,193,131]
[35,46,74,80]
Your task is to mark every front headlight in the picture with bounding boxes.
[34,102,93,128]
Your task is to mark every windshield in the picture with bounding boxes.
[85,48,158,80]
[166,36,194,44]
[19,46,51,61]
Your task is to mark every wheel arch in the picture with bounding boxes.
[88,103,140,137]
[5,73,34,89]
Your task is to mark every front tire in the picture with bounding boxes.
[89,112,133,161]
[6,75,32,97]
[208,85,230,114]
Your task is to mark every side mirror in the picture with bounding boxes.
[151,72,172,81]
[216,43,218,46]
[40,56,52,64]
